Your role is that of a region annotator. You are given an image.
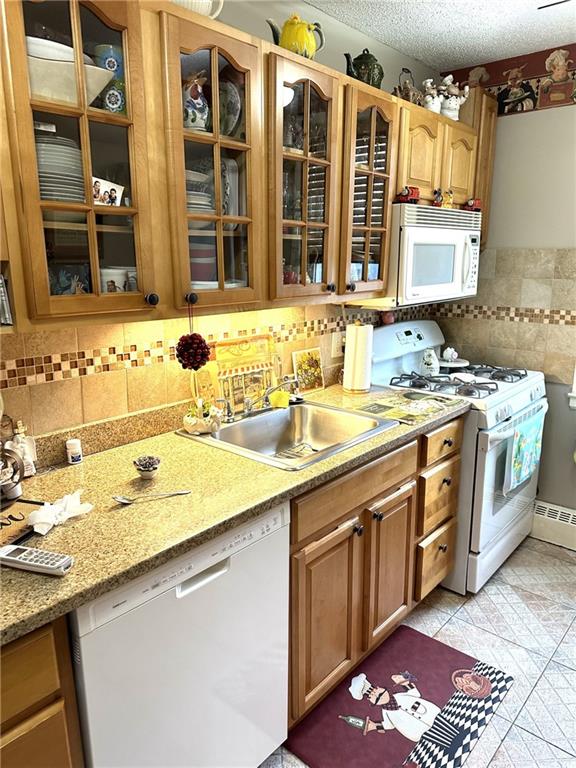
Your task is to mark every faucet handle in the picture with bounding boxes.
[216,398,234,422]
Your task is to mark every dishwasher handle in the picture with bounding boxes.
[176,558,230,599]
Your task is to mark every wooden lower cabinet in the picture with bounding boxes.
[363,481,416,651]
[291,516,363,720]
[290,419,463,724]
[0,618,84,767]
[415,517,457,601]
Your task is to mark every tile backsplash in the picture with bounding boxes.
[436,248,576,385]
[2,247,574,443]
[0,305,378,438]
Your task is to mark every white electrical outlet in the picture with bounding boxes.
[331,330,345,359]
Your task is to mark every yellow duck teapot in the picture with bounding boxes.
[266,14,325,60]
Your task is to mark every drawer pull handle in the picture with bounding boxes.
[443,438,454,447]
[353,524,364,537]
[373,511,384,522]
[442,477,452,486]
[439,543,448,553]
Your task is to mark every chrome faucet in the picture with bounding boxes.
[243,376,300,416]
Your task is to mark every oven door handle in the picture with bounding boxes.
[485,400,549,450]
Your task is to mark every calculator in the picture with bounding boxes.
[0,544,74,576]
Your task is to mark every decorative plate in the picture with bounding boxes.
[219,80,241,137]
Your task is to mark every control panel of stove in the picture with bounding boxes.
[495,404,513,422]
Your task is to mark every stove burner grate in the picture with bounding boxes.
[389,372,500,399]
[462,364,528,382]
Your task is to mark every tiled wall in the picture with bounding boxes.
[436,248,576,384]
[0,305,379,437]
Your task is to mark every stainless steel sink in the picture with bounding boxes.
[179,402,398,470]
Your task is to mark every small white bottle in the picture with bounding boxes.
[66,438,83,465]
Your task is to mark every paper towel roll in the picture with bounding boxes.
[343,323,373,393]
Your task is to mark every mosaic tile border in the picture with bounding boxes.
[0,310,379,391]
[1,304,573,391]
[435,304,576,324]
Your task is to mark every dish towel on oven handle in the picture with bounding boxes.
[503,405,546,495]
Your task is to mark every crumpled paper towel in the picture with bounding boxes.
[28,490,93,535]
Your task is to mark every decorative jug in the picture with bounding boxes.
[420,348,440,377]
[170,0,224,18]
[266,15,325,60]
[344,49,384,88]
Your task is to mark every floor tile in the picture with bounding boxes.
[423,586,469,615]
[494,546,576,609]
[515,661,576,756]
[435,617,549,721]
[465,714,512,768]
[553,620,576,671]
[258,747,283,768]
[403,602,453,636]
[520,537,576,565]
[455,582,576,656]
[488,725,576,767]
[281,747,308,767]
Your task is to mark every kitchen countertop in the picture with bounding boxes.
[0,386,469,645]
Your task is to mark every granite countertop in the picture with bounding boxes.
[0,386,469,645]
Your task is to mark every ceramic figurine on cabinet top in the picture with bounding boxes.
[422,78,441,113]
[266,15,325,60]
[170,0,224,18]
[182,70,210,131]
[392,68,423,105]
[438,75,469,120]
[345,49,384,89]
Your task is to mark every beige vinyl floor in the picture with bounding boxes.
[260,537,576,768]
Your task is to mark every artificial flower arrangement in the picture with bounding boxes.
[182,398,222,435]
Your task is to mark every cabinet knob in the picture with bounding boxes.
[346,282,357,293]
[438,543,448,553]
[144,293,160,306]
[442,477,452,487]
[372,511,384,522]
[185,292,199,305]
[353,524,364,537]
[443,438,454,447]
[325,282,336,293]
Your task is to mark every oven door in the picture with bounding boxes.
[398,226,477,305]
[470,398,549,553]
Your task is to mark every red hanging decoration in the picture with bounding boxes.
[176,332,211,370]
[176,298,211,371]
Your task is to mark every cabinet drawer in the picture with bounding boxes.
[415,517,457,601]
[0,699,72,768]
[291,441,418,545]
[418,456,460,537]
[1,625,60,727]
[421,418,463,467]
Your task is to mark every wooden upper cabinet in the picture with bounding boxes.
[161,13,263,309]
[441,122,478,205]
[268,54,341,300]
[339,84,398,295]
[363,481,415,651]
[397,104,444,201]
[460,88,497,245]
[4,0,156,318]
[291,516,363,720]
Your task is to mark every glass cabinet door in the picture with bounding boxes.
[340,85,398,295]
[5,0,154,317]
[270,55,340,299]
[162,13,262,308]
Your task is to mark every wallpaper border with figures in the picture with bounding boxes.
[446,43,576,115]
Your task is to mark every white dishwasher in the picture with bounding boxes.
[71,504,289,768]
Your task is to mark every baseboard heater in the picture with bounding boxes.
[532,500,576,550]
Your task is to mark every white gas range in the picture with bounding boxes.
[370,320,548,594]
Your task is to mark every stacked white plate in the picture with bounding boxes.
[186,191,214,212]
[35,134,84,202]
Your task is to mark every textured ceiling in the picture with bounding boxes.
[305,0,576,70]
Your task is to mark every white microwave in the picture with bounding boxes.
[386,204,481,307]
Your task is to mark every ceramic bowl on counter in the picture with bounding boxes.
[133,455,161,479]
